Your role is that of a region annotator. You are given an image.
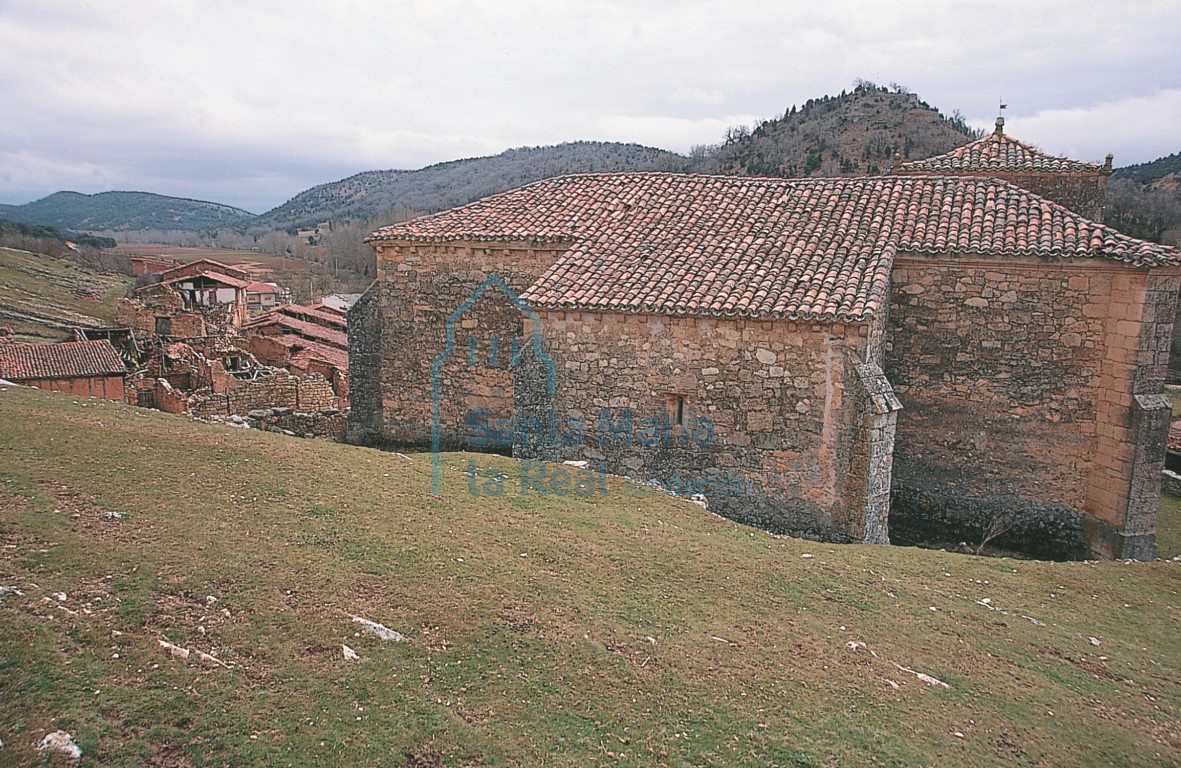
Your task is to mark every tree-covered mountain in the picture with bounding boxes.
[0,191,255,232]
[253,141,689,231]
[20,84,1174,240]
[1113,152,1181,189]
[691,81,982,178]
[1107,152,1181,246]
[256,87,984,232]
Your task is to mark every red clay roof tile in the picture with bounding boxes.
[367,173,1178,322]
[894,131,1104,175]
[0,340,126,381]
[246,310,348,349]
[156,270,251,290]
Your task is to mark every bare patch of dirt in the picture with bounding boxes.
[0,488,41,556]
[401,742,487,767]
[1090,699,1181,754]
[140,588,264,677]
[36,480,141,544]
[1038,645,1135,686]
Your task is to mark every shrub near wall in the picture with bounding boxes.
[890,481,1089,560]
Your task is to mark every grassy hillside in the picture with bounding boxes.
[1,386,1180,766]
[0,247,132,342]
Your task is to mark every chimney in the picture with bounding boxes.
[1104,153,1113,171]
[994,116,1005,136]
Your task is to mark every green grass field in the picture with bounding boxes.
[2,385,1180,766]
[0,247,132,342]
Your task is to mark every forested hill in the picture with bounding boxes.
[0,86,1029,234]
[691,82,983,178]
[0,191,255,232]
[253,141,689,231]
[1114,152,1181,190]
[261,87,985,231]
[1107,152,1181,246]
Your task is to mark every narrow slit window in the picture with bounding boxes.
[667,394,687,427]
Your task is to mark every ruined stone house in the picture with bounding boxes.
[348,168,1179,559]
[242,303,349,407]
[117,260,252,338]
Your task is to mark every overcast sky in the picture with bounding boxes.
[1,0,1178,214]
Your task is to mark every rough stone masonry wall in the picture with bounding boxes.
[348,238,898,542]
[347,240,567,449]
[886,255,1179,558]
[846,362,902,543]
[116,293,207,338]
[525,310,878,541]
[189,373,337,419]
[345,283,384,445]
[246,407,347,440]
[1162,469,1181,497]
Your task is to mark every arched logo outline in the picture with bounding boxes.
[431,273,557,495]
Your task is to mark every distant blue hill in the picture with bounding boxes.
[0,190,256,233]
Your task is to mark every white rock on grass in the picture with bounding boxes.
[159,638,190,660]
[342,644,359,661]
[894,663,951,689]
[350,615,407,642]
[38,730,82,759]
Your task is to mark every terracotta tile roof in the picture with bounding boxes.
[160,259,251,281]
[894,129,1105,175]
[368,173,1178,322]
[245,281,279,294]
[271,304,348,331]
[285,339,348,372]
[246,310,348,349]
[157,270,251,290]
[309,302,348,316]
[0,340,126,381]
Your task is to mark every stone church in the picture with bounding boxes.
[348,124,1179,560]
